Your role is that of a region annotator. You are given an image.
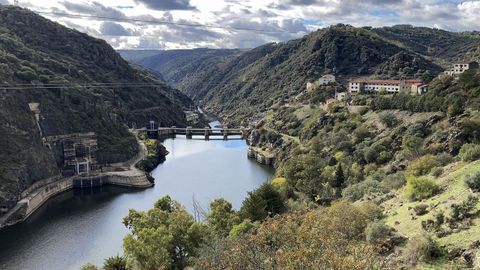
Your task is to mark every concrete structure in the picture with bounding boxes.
[307,75,336,91]
[319,74,336,85]
[348,79,426,94]
[146,120,159,138]
[150,126,248,140]
[247,147,274,166]
[44,133,98,176]
[444,61,479,76]
[335,92,350,101]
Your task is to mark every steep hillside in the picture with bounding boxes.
[0,6,192,212]
[372,25,480,64]
[129,48,243,97]
[129,25,443,125]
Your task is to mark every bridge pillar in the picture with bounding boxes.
[204,128,211,140]
[186,128,192,139]
[241,128,249,140]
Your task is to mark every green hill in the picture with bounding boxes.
[129,24,450,125]
[0,6,192,212]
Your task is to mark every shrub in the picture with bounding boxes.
[465,172,480,192]
[342,179,387,201]
[381,172,406,190]
[365,220,391,244]
[103,255,128,270]
[404,235,443,267]
[459,144,480,162]
[406,155,442,177]
[430,167,443,178]
[80,264,100,270]
[450,195,479,221]
[413,204,429,216]
[379,112,401,128]
[405,176,440,201]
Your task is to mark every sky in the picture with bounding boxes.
[2,0,480,50]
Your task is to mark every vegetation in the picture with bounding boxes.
[0,6,192,210]
[405,176,440,201]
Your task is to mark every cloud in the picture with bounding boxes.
[99,22,131,36]
[61,1,126,18]
[19,0,480,50]
[133,0,196,11]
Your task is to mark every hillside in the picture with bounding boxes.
[128,25,447,125]
[120,48,244,100]
[0,6,192,213]
[372,25,480,65]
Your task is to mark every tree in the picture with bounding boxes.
[332,163,345,197]
[122,196,207,270]
[103,255,128,270]
[207,199,238,237]
[239,183,285,222]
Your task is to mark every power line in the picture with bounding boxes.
[34,10,301,35]
[0,81,248,91]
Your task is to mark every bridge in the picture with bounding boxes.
[143,127,248,140]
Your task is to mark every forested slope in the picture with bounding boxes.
[0,6,192,212]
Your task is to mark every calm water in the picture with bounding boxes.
[0,138,273,270]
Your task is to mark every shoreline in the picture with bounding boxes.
[0,170,153,229]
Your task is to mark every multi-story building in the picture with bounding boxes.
[319,74,336,85]
[444,62,479,76]
[307,74,336,91]
[348,79,427,94]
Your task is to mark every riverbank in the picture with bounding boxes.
[0,138,154,229]
[247,147,275,166]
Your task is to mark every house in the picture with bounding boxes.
[444,61,479,76]
[306,74,336,91]
[319,74,336,85]
[335,92,349,101]
[348,79,426,94]
[411,83,429,95]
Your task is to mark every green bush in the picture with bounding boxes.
[342,179,387,201]
[406,155,442,177]
[103,255,128,270]
[379,112,401,128]
[365,220,391,244]
[405,176,439,201]
[405,235,443,267]
[381,172,406,190]
[459,144,480,162]
[465,172,480,192]
[430,167,443,178]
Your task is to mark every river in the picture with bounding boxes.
[0,138,273,270]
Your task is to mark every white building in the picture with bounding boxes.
[444,62,479,76]
[319,74,336,85]
[348,79,426,94]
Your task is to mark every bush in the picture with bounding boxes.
[406,155,442,177]
[465,172,480,192]
[103,255,128,270]
[365,220,391,244]
[405,235,443,267]
[405,176,440,201]
[459,144,480,162]
[430,167,443,178]
[342,179,387,201]
[379,112,401,128]
[382,172,406,190]
[80,264,100,270]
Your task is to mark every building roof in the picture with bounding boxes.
[350,79,422,84]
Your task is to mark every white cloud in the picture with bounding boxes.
[12,0,480,49]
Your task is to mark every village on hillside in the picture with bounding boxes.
[306,61,480,105]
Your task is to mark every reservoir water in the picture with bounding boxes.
[0,138,273,270]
